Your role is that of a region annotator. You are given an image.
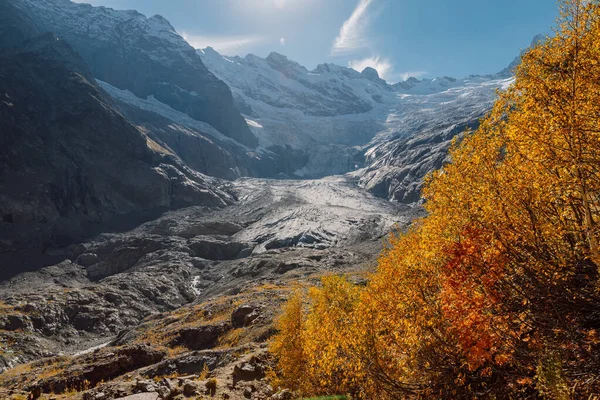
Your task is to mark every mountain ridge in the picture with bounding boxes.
[14,0,258,147]
[199,45,515,191]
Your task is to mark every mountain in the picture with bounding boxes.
[199,46,514,195]
[0,2,232,279]
[11,0,519,194]
[354,76,514,202]
[13,0,257,148]
[0,1,541,397]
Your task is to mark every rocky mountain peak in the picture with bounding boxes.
[265,51,308,77]
[498,33,545,78]
[15,0,258,148]
[149,14,175,30]
[201,46,220,56]
[265,51,292,64]
[361,66,380,79]
[360,66,388,86]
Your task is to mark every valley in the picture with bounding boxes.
[0,0,539,398]
[0,177,419,399]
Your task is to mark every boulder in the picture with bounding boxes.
[233,357,265,385]
[116,393,159,400]
[170,322,231,350]
[271,389,293,400]
[231,305,261,328]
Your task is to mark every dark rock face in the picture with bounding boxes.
[26,345,165,395]
[232,356,266,384]
[358,118,482,203]
[14,0,257,147]
[170,323,231,350]
[0,23,231,279]
[231,305,261,328]
[0,1,39,50]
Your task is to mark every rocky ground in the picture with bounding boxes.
[0,177,422,399]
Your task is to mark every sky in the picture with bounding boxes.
[73,0,560,83]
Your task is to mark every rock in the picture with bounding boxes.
[116,393,159,400]
[188,238,252,261]
[135,379,158,393]
[0,314,31,331]
[182,380,199,396]
[25,345,165,395]
[265,385,274,396]
[162,378,176,392]
[233,358,265,384]
[231,305,261,328]
[205,378,218,396]
[156,385,171,399]
[271,389,293,400]
[29,387,42,399]
[170,322,230,350]
[76,253,99,267]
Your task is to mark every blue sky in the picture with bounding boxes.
[74,0,559,82]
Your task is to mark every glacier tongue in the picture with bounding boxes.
[230,177,411,253]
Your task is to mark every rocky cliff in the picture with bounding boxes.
[0,5,232,279]
[14,0,257,148]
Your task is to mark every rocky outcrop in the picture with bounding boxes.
[231,305,261,328]
[170,323,231,351]
[232,356,266,385]
[24,345,165,395]
[14,0,257,147]
[358,119,482,203]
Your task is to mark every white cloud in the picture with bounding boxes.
[180,32,266,55]
[349,56,392,80]
[331,0,375,56]
[349,57,427,83]
[398,71,428,81]
[280,37,286,46]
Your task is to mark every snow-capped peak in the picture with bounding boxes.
[16,0,197,65]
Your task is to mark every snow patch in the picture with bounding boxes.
[245,119,263,128]
[191,276,202,296]
[72,341,111,357]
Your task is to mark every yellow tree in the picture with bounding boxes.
[423,0,600,393]
[270,1,600,397]
[269,291,307,393]
[301,275,364,397]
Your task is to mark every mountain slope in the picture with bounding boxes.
[0,13,232,280]
[200,47,513,191]
[14,0,257,148]
[354,76,514,202]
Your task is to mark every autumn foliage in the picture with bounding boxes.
[269,1,600,398]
